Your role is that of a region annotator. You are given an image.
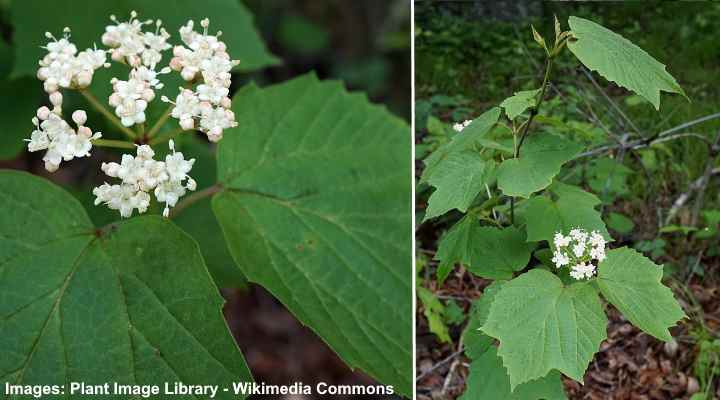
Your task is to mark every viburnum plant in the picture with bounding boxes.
[422,17,687,399]
[0,3,411,398]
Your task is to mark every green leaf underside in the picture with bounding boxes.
[10,0,278,79]
[435,217,531,280]
[460,347,567,400]
[567,16,685,110]
[597,248,685,342]
[0,171,252,397]
[497,135,583,198]
[481,269,608,389]
[213,74,412,395]
[422,107,501,181]
[424,151,495,220]
[463,281,504,360]
[524,183,610,243]
[0,78,42,160]
[500,89,540,120]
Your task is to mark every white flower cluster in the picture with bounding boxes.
[453,120,472,132]
[551,228,607,280]
[31,28,106,171]
[102,12,171,68]
[109,66,169,127]
[103,13,173,127]
[162,18,239,142]
[25,13,238,218]
[94,140,196,218]
[37,28,109,94]
[26,99,102,172]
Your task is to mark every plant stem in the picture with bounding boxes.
[79,90,136,140]
[149,127,191,146]
[510,57,554,224]
[93,139,136,149]
[169,184,223,218]
[516,58,553,156]
[146,105,174,139]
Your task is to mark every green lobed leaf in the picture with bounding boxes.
[497,135,583,198]
[0,170,252,396]
[500,89,540,120]
[9,0,279,79]
[524,182,610,242]
[481,269,608,389]
[567,16,686,110]
[212,74,412,395]
[596,247,685,342]
[435,216,532,280]
[463,281,504,360]
[460,347,567,400]
[421,107,500,181]
[424,151,495,220]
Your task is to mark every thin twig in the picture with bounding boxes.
[580,67,643,136]
[169,184,223,218]
[665,167,720,225]
[690,131,720,225]
[416,349,464,382]
[578,131,713,159]
[441,358,461,395]
[79,90,136,139]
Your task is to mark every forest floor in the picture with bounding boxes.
[415,256,720,400]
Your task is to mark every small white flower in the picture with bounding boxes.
[452,120,472,132]
[94,141,196,218]
[164,140,195,182]
[93,183,151,218]
[26,107,101,172]
[551,251,570,268]
[589,230,605,248]
[102,11,169,68]
[590,246,606,262]
[569,228,588,241]
[165,17,239,141]
[37,29,107,93]
[552,228,608,280]
[570,262,596,280]
[553,232,571,248]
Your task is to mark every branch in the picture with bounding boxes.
[580,67,643,136]
[665,166,720,226]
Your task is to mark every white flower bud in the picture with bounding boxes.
[36,106,51,120]
[49,91,63,107]
[72,110,87,125]
[76,71,92,87]
[180,118,195,130]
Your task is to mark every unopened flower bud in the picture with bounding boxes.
[72,110,87,125]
